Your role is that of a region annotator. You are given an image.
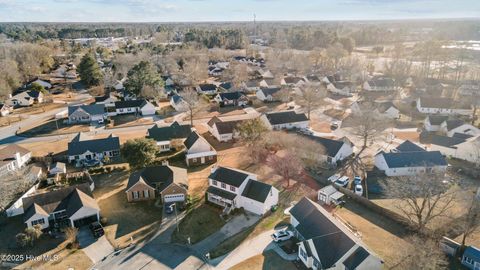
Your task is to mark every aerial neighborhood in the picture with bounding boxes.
[0,12,480,270]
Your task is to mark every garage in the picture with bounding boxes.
[72,214,98,227]
[163,194,185,203]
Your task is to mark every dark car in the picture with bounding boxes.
[89,221,105,238]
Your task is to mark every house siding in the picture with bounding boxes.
[126,183,156,202]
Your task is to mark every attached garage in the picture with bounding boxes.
[72,214,98,227]
[163,194,185,203]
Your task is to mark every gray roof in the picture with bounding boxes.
[68,134,120,156]
[343,247,371,269]
[265,111,308,125]
[376,102,397,113]
[147,122,192,142]
[430,135,466,148]
[114,99,147,109]
[209,166,249,187]
[368,76,395,88]
[381,151,447,168]
[241,179,272,203]
[464,246,480,263]
[215,120,244,135]
[395,140,425,153]
[259,87,281,96]
[126,165,187,192]
[217,92,246,101]
[420,97,471,110]
[184,131,200,149]
[68,104,105,116]
[427,115,449,125]
[301,135,345,157]
[207,186,237,200]
[445,119,465,131]
[198,84,217,92]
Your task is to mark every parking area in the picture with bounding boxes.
[78,227,114,263]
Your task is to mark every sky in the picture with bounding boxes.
[0,0,479,22]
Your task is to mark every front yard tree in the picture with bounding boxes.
[267,152,303,188]
[124,60,163,96]
[78,53,103,87]
[121,138,158,169]
[29,82,47,94]
[295,84,326,119]
[180,88,209,126]
[16,233,30,248]
[381,172,456,232]
[236,118,269,147]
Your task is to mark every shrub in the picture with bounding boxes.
[100,217,108,226]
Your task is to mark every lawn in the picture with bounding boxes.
[171,203,225,244]
[230,250,297,270]
[210,226,255,258]
[93,171,163,248]
[0,115,23,127]
[18,119,90,137]
[19,247,92,270]
[109,114,154,128]
[13,102,65,116]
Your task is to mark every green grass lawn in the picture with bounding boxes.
[171,203,225,244]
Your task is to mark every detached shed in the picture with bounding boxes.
[318,185,344,205]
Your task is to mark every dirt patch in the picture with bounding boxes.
[0,115,23,127]
[109,115,154,128]
[230,250,297,270]
[393,130,420,142]
[20,247,92,270]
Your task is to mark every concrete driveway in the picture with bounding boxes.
[77,227,114,263]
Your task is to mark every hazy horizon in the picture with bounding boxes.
[1,0,479,23]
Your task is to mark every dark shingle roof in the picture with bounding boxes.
[430,135,466,148]
[68,134,120,156]
[368,76,395,88]
[445,119,465,131]
[215,120,243,135]
[218,92,245,101]
[420,97,471,110]
[183,131,200,149]
[376,102,397,113]
[147,122,192,142]
[259,87,281,96]
[381,151,447,168]
[114,99,147,109]
[198,84,217,92]
[452,133,474,140]
[343,247,370,269]
[126,165,187,191]
[301,135,345,158]
[209,166,249,187]
[68,104,105,116]
[310,233,355,268]
[464,246,480,263]
[241,179,272,203]
[265,111,308,125]
[395,140,425,153]
[427,115,449,125]
[207,186,237,200]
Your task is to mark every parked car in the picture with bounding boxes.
[334,176,350,188]
[353,176,362,185]
[165,203,175,214]
[89,221,104,238]
[328,174,341,183]
[330,120,341,130]
[298,128,314,135]
[271,230,293,242]
[354,184,363,196]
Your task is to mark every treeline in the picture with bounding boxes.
[184,29,245,49]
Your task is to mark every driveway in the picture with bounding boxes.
[77,227,114,264]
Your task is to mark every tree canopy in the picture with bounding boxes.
[121,138,158,169]
[124,61,163,96]
[78,53,103,87]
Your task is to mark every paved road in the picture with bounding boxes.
[78,227,114,264]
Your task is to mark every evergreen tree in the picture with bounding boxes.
[124,61,162,96]
[78,53,103,87]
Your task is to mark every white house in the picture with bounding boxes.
[429,135,480,164]
[0,144,32,175]
[417,97,472,116]
[22,183,99,229]
[68,104,105,124]
[374,102,400,119]
[94,94,118,107]
[281,76,306,88]
[207,116,244,142]
[290,197,383,270]
[0,103,13,117]
[255,87,282,102]
[363,76,396,91]
[196,84,218,95]
[214,92,249,107]
[114,99,156,116]
[374,143,447,176]
[184,131,217,166]
[261,110,309,130]
[7,91,43,107]
[424,115,449,132]
[326,81,356,96]
[147,121,192,152]
[206,166,279,215]
[67,133,120,165]
[302,135,354,165]
[170,95,189,112]
[458,80,480,97]
[440,119,480,137]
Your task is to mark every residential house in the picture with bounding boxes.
[219,82,233,92]
[242,80,262,93]
[147,121,192,152]
[184,131,217,166]
[22,183,99,229]
[374,141,447,176]
[28,79,52,90]
[417,97,472,116]
[255,87,282,102]
[49,162,66,175]
[374,102,400,119]
[261,110,309,130]
[0,144,32,175]
[196,84,218,95]
[0,103,13,116]
[462,246,480,270]
[440,119,480,137]
[67,133,120,165]
[68,104,105,124]
[7,91,44,107]
[214,92,249,107]
[114,99,156,116]
[207,116,244,142]
[326,81,355,96]
[126,165,188,203]
[429,135,480,164]
[281,76,306,88]
[206,166,279,215]
[170,95,189,112]
[363,76,396,91]
[301,134,353,166]
[94,94,118,107]
[317,185,345,205]
[290,197,383,270]
[424,115,449,132]
[458,80,480,97]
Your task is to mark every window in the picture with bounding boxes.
[31,218,45,226]
[221,183,226,189]
[133,191,139,199]
[208,155,213,160]
[464,256,474,265]
[212,180,217,186]
[230,186,236,192]
[74,155,79,160]
[300,248,307,260]
[192,158,198,163]
[313,258,320,268]
[144,190,149,198]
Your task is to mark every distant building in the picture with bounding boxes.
[261,110,309,130]
[417,97,472,116]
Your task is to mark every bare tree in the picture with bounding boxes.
[295,83,326,119]
[458,188,480,253]
[381,172,456,232]
[350,108,389,153]
[272,88,291,105]
[64,227,79,245]
[267,151,303,188]
[392,235,448,270]
[224,63,249,89]
[180,88,209,126]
